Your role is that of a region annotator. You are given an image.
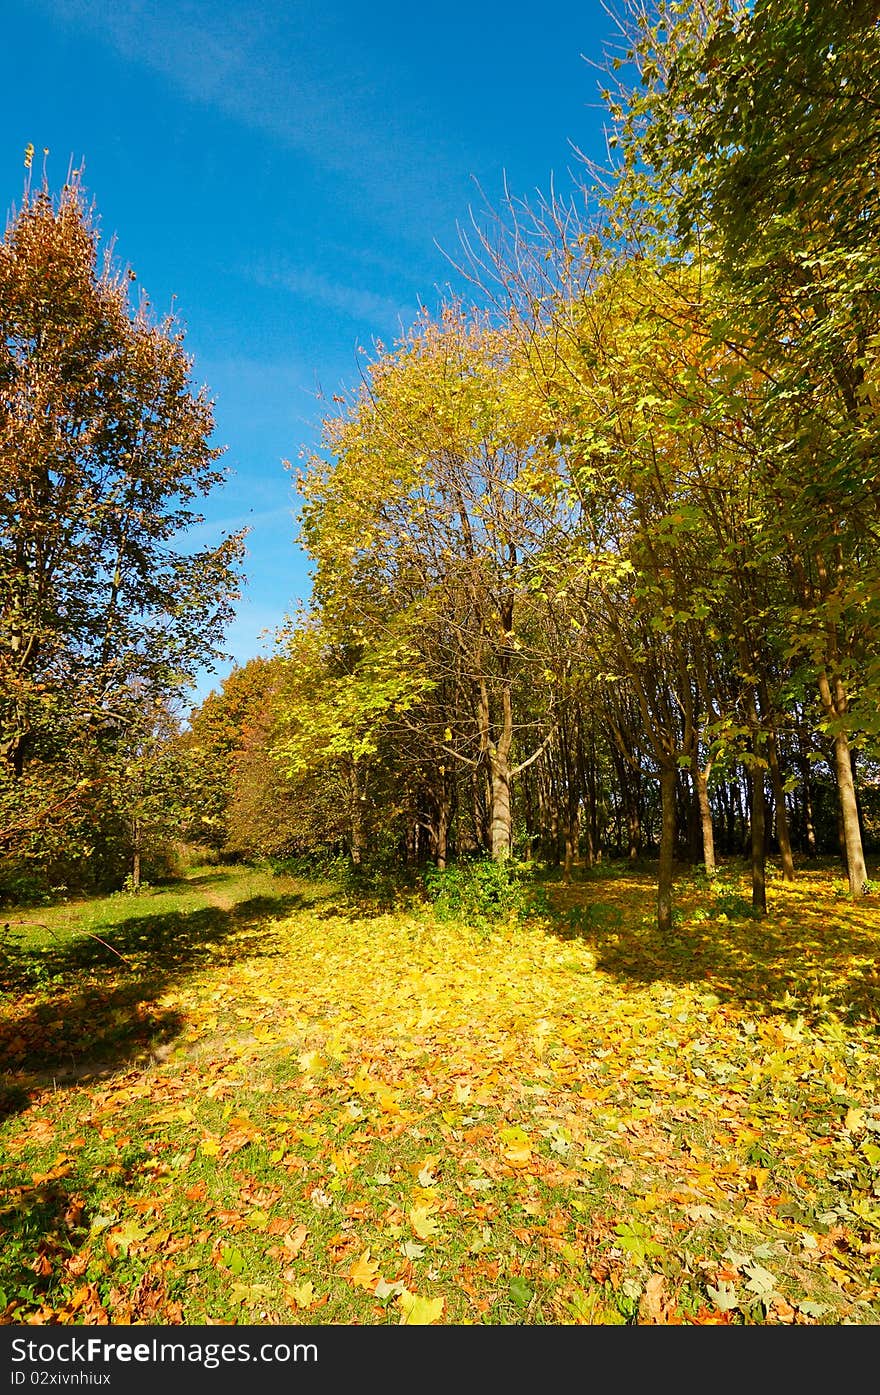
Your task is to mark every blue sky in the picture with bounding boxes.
[3,0,618,706]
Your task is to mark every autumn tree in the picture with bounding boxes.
[298,306,565,863]
[602,0,880,895]
[0,174,244,885]
[182,656,280,851]
[104,688,193,890]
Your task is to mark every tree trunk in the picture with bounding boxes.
[765,727,795,881]
[749,765,767,916]
[739,771,750,857]
[797,747,818,856]
[348,762,363,867]
[817,671,867,896]
[626,786,641,862]
[657,764,677,936]
[489,757,512,861]
[691,754,716,875]
[469,766,489,853]
[563,812,578,884]
[476,674,513,862]
[432,783,451,871]
[720,780,734,856]
[435,808,449,872]
[833,730,867,895]
[587,724,600,862]
[132,848,141,892]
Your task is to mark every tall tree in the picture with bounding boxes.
[0,175,244,873]
[298,305,563,862]
[605,0,880,894]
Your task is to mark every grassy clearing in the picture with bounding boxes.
[1,860,879,1325]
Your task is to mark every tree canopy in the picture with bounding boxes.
[0,175,244,895]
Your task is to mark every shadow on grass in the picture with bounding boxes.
[547,868,880,1028]
[0,1178,91,1320]
[0,888,312,1104]
[0,1174,180,1323]
[176,869,236,889]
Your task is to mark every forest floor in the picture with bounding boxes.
[1,858,879,1326]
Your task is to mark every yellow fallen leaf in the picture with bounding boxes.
[503,1144,532,1166]
[199,1138,221,1156]
[398,1290,445,1325]
[348,1250,381,1291]
[498,1125,531,1147]
[287,1281,316,1310]
[409,1205,440,1241]
[844,1107,864,1132]
[635,1192,664,1214]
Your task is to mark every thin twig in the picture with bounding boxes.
[3,920,131,966]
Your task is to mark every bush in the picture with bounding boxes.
[424,857,542,929]
[0,860,53,908]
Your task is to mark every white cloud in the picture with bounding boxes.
[42,0,451,234]
[247,261,411,329]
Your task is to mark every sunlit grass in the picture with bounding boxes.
[1,862,878,1325]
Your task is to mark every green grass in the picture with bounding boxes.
[1,861,879,1325]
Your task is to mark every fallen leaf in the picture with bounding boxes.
[348,1250,381,1291]
[639,1273,672,1323]
[706,1282,739,1312]
[283,1224,308,1256]
[285,1282,316,1311]
[409,1204,440,1241]
[397,1290,444,1324]
[742,1261,777,1299]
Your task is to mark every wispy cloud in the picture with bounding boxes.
[41,0,452,234]
[195,352,329,452]
[248,262,412,330]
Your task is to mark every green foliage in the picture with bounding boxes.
[0,860,55,908]
[424,857,537,928]
[707,889,762,923]
[561,901,624,937]
[333,858,411,913]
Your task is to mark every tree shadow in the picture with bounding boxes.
[0,1173,182,1323]
[546,871,880,1027]
[176,869,235,888]
[0,888,312,1110]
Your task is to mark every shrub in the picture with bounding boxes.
[424,857,540,929]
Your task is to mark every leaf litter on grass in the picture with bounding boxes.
[1,863,879,1325]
